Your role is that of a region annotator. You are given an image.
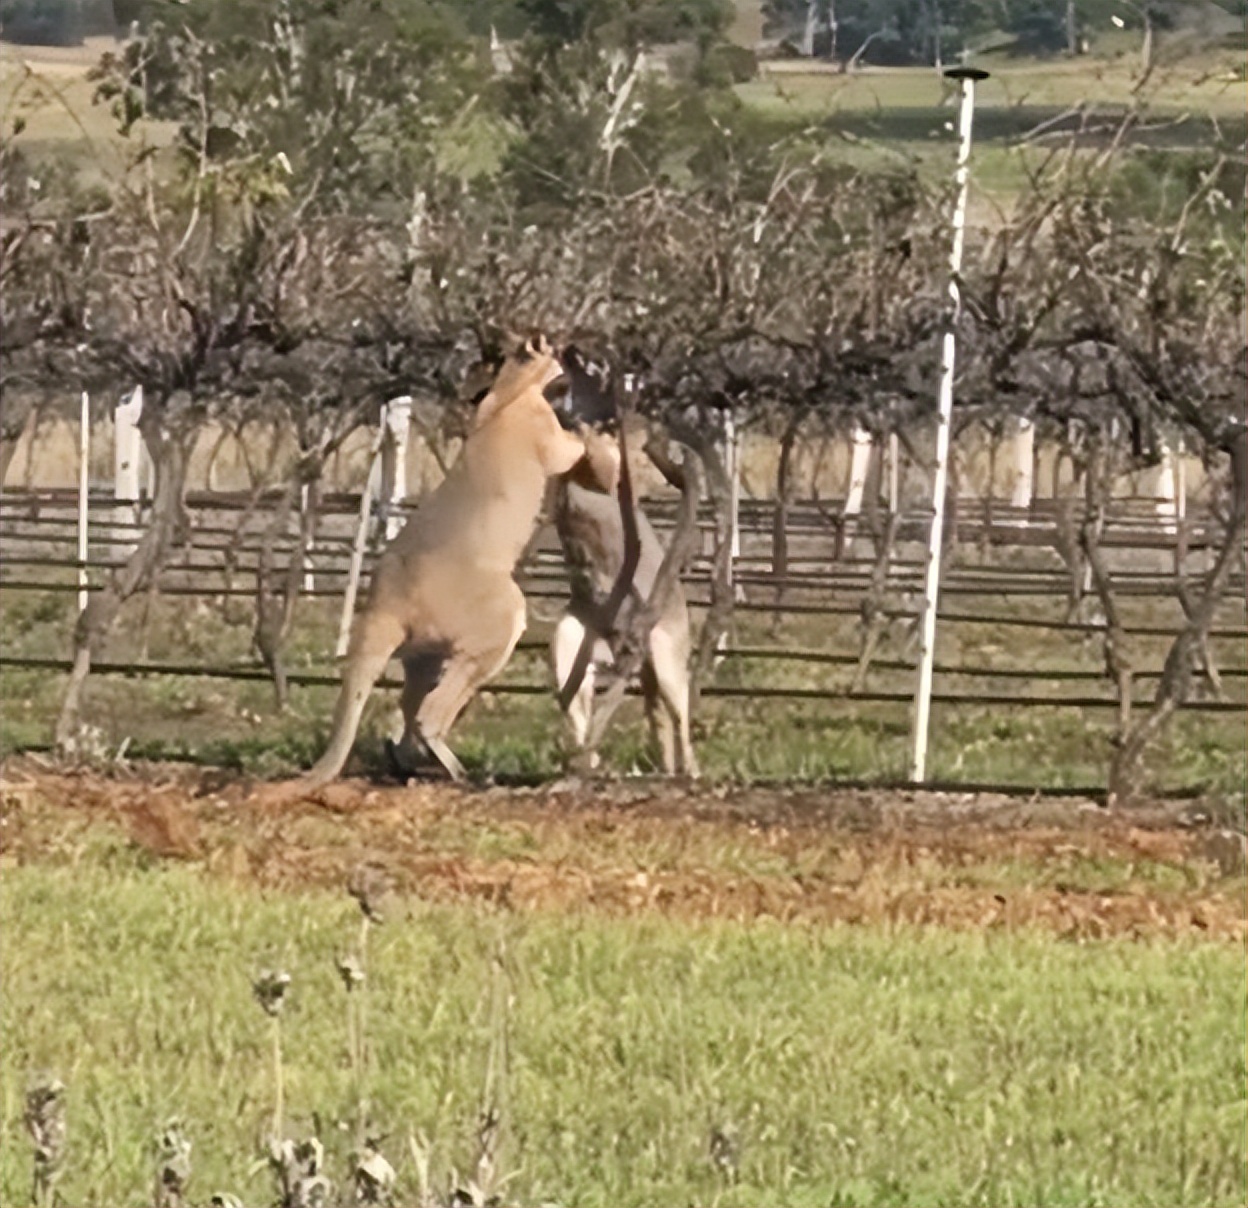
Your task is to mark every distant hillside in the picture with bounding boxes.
[727,0,1244,56]
[0,0,121,47]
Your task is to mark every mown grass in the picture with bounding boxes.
[0,858,1244,1207]
[736,53,1246,200]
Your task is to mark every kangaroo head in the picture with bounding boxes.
[558,345,618,432]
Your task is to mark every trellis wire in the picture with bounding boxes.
[6,552,1244,602]
[0,655,1242,713]
[3,575,1244,640]
[1,471,1243,775]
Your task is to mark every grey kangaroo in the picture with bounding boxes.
[550,352,698,776]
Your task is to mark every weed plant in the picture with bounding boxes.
[1,861,1243,1207]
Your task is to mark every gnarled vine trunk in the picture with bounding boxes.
[1107,432,1248,805]
[690,436,735,715]
[771,408,806,620]
[0,389,37,487]
[56,397,195,749]
[1078,432,1135,738]
[254,475,322,710]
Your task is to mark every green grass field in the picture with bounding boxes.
[1,857,1244,1207]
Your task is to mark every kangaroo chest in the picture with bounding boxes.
[554,481,667,613]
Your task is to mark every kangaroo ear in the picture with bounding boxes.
[461,361,496,407]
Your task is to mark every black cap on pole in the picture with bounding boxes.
[943,66,991,81]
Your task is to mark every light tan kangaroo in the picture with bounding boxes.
[300,336,593,787]
[551,433,699,777]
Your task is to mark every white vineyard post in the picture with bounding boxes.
[113,385,144,557]
[723,407,740,591]
[300,483,315,593]
[1173,438,1189,572]
[336,415,388,659]
[1155,440,1183,536]
[381,395,413,542]
[887,431,900,515]
[911,65,989,784]
[1175,437,1186,524]
[1010,416,1035,515]
[844,427,873,519]
[77,391,90,614]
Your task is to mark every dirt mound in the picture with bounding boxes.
[1,757,1243,941]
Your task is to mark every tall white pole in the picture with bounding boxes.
[887,431,900,514]
[911,66,988,784]
[77,391,90,615]
[336,418,387,659]
[725,408,740,589]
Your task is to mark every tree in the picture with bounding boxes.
[949,131,1245,802]
[0,138,101,485]
[92,0,490,214]
[1059,166,1245,803]
[514,0,732,49]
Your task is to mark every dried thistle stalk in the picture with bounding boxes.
[25,1075,66,1208]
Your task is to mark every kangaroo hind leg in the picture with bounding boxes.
[552,613,604,766]
[386,649,446,778]
[640,656,677,774]
[416,585,526,780]
[649,625,698,778]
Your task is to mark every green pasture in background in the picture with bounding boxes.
[3,33,1245,203]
